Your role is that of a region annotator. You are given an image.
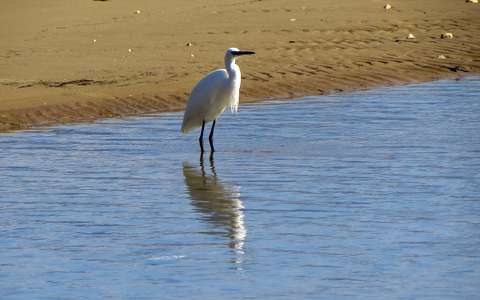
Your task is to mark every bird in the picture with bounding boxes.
[181,47,255,153]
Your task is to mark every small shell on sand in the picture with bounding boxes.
[134,10,141,14]
[128,48,133,53]
[384,4,392,10]
[407,33,416,39]
[466,0,478,3]
[441,32,454,39]
[289,18,296,22]
[186,42,192,47]
[93,39,97,44]
[438,54,447,59]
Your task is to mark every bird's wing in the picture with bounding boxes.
[181,69,228,133]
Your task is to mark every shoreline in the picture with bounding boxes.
[2,73,474,135]
[1,0,479,133]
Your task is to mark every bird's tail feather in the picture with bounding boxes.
[181,116,200,133]
[181,123,190,134]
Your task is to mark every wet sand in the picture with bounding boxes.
[1,0,479,132]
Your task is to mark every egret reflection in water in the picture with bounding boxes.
[182,156,246,251]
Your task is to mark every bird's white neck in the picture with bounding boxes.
[225,57,240,80]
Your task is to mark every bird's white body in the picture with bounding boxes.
[181,49,243,133]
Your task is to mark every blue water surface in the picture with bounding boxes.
[1,77,479,299]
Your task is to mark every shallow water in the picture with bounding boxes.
[1,77,480,300]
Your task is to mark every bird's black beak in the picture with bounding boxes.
[232,50,255,56]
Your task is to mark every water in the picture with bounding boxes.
[1,77,479,300]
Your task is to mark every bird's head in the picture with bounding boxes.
[225,47,255,62]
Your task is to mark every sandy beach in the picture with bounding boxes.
[1,0,479,132]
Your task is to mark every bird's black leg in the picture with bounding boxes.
[199,121,205,153]
[209,120,216,153]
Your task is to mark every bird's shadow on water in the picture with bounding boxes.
[182,154,247,265]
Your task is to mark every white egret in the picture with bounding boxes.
[181,48,255,153]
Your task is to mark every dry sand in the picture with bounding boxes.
[1,0,479,132]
